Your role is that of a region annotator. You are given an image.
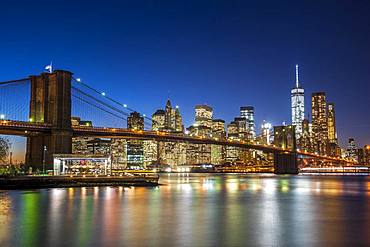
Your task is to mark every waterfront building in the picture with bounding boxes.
[111,139,127,169]
[127,112,144,168]
[72,118,110,156]
[347,138,357,161]
[143,140,157,166]
[157,142,187,167]
[185,143,211,165]
[72,137,92,155]
[311,92,328,155]
[240,106,255,140]
[291,65,305,139]
[357,148,365,165]
[126,140,144,168]
[364,145,370,165]
[127,111,144,130]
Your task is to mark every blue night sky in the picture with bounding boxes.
[1,0,370,159]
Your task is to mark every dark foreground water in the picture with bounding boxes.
[0,174,370,247]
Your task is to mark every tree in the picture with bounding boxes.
[0,136,10,163]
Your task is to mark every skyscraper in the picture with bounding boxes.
[152,110,165,130]
[260,121,272,145]
[152,100,184,133]
[311,92,328,155]
[127,111,144,130]
[165,99,176,130]
[188,105,213,137]
[195,105,213,128]
[127,112,144,168]
[327,103,337,144]
[291,65,305,139]
[347,138,357,161]
[240,106,255,140]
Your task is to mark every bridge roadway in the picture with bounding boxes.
[0,120,355,164]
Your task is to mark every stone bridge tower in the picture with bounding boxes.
[273,125,298,174]
[26,70,73,171]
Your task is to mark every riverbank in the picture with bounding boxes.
[0,175,159,189]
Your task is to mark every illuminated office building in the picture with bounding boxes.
[347,138,357,161]
[260,121,272,145]
[152,100,184,132]
[227,121,239,140]
[234,117,248,141]
[327,103,337,144]
[211,119,226,164]
[127,111,144,130]
[298,119,313,152]
[226,121,239,163]
[188,105,213,138]
[311,92,328,155]
[152,110,165,131]
[127,112,144,168]
[364,145,370,165]
[195,105,213,128]
[291,65,305,139]
[212,119,226,140]
[240,106,255,140]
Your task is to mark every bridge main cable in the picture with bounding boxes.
[72,77,153,125]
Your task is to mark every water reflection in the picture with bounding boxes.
[0,174,369,246]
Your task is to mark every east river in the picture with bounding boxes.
[0,174,370,246]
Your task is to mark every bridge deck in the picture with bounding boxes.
[0,120,356,164]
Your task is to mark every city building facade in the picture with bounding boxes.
[240,106,255,140]
[311,92,328,155]
[291,65,305,139]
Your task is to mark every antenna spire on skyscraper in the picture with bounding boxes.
[295,64,299,88]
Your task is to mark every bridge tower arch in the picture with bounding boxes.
[273,125,298,174]
[26,70,73,171]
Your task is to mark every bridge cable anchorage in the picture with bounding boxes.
[72,77,154,124]
[72,94,127,122]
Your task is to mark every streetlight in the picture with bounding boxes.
[42,146,47,174]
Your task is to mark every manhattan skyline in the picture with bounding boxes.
[0,0,369,149]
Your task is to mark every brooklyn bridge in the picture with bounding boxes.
[0,70,355,174]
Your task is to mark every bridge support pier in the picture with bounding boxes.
[274,153,298,174]
[26,70,72,172]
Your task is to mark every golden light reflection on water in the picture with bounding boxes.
[0,174,369,246]
[0,193,11,245]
